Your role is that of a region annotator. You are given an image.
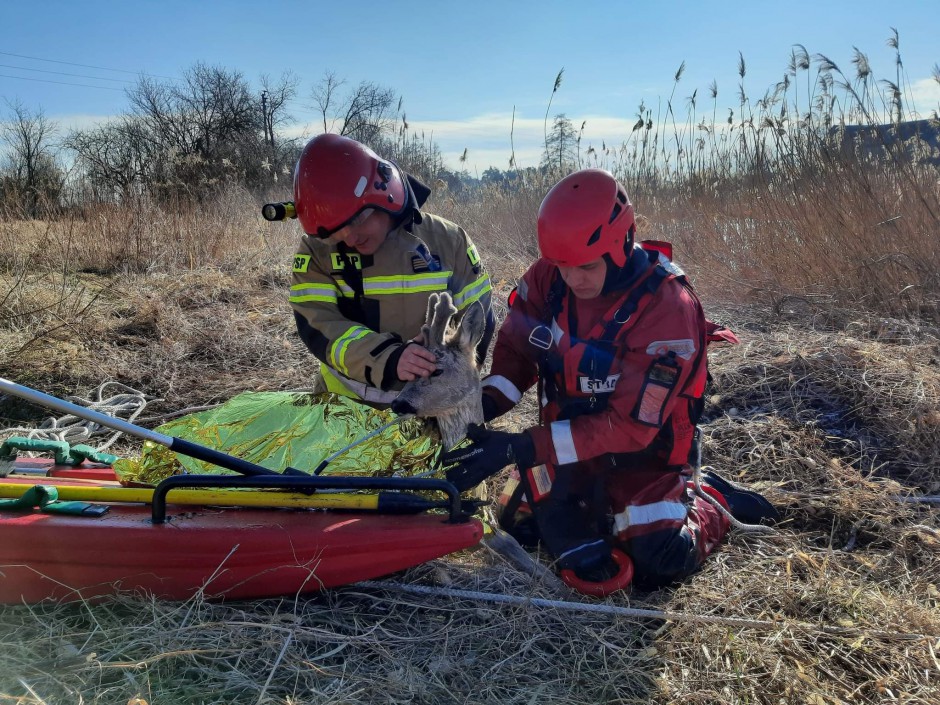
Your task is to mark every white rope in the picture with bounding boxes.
[354,580,935,641]
[693,465,778,535]
[772,486,940,507]
[1,381,158,452]
[136,388,315,424]
[138,404,220,424]
[314,413,414,475]
[892,495,940,504]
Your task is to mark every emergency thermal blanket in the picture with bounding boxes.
[113,392,441,484]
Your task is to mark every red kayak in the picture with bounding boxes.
[0,462,483,604]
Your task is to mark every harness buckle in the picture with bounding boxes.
[613,308,632,324]
[528,325,554,351]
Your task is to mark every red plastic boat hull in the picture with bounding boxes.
[0,465,483,604]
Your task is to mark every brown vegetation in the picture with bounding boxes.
[1,36,940,705]
[2,186,939,704]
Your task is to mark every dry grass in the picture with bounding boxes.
[2,216,940,702]
[3,90,940,703]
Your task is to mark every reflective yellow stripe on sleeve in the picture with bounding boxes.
[330,326,371,376]
[453,273,492,309]
[361,272,452,295]
[289,282,339,304]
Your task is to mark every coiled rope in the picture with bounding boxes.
[0,381,157,452]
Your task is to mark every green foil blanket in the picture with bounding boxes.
[113,392,441,485]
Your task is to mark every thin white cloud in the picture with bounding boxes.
[0,113,115,161]
[908,77,940,118]
[441,146,546,177]
[50,115,115,173]
[280,122,318,142]
[42,113,116,135]
[409,112,643,173]
[61,113,114,131]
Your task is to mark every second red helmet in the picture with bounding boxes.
[293,134,408,238]
[537,169,636,268]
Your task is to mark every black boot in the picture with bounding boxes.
[501,513,541,548]
[703,471,780,525]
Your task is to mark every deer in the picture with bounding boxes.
[390,292,485,450]
[391,292,573,594]
[392,293,574,595]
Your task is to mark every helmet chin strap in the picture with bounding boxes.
[390,171,432,232]
[600,227,639,295]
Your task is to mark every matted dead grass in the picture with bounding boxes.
[2,296,939,704]
[2,223,940,703]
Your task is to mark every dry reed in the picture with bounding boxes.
[2,38,940,705]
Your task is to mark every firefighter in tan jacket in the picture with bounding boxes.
[289,134,494,407]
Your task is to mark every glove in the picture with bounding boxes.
[442,424,536,492]
[481,393,501,423]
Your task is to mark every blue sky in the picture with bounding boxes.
[1,0,938,174]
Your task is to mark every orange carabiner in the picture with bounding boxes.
[560,548,634,597]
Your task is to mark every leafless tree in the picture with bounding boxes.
[260,72,298,149]
[126,76,189,155]
[310,74,447,184]
[0,100,63,216]
[312,71,343,135]
[174,64,257,156]
[64,117,152,201]
[85,62,299,199]
[311,72,398,147]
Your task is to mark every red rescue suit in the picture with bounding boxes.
[484,243,731,587]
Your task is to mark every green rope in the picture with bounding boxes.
[0,485,108,517]
[0,437,117,466]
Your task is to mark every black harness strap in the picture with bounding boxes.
[600,263,669,342]
[337,242,367,323]
[499,478,527,531]
[538,260,671,421]
[534,273,568,415]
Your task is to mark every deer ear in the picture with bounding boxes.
[457,301,485,352]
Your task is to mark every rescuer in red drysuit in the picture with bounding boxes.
[442,169,777,593]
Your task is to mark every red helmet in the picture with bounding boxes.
[293,133,408,238]
[537,169,636,268]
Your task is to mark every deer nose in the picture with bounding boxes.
[391,399,417,415]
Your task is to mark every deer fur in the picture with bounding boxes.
[391,292,486,449]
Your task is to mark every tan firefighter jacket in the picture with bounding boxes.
[289,212,493,405]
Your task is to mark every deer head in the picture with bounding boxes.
[391,292,486,449]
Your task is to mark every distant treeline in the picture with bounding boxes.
[0,64,464,217]
[2,35,939,219]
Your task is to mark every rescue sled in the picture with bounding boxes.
[0,380,483,605]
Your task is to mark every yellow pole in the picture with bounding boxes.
[0,483,381,511]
